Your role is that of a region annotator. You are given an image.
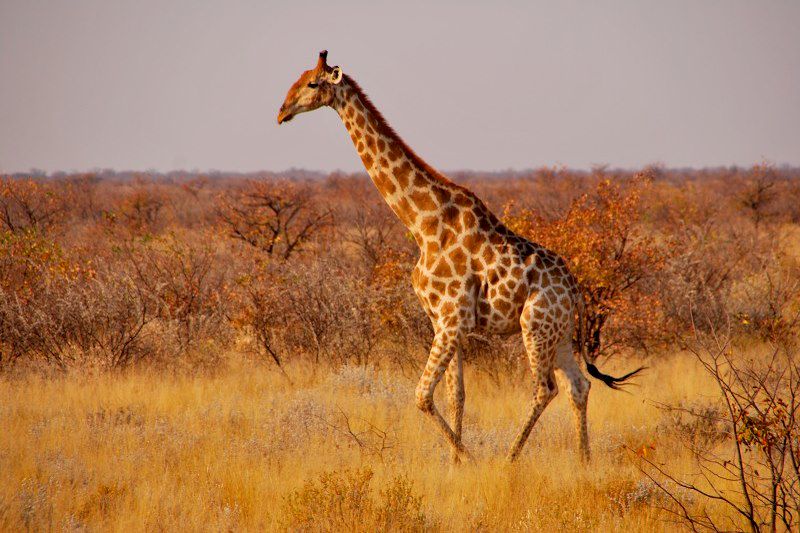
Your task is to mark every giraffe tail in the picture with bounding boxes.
[574,294,646,390]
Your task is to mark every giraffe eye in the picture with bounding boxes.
[307,82,318,89]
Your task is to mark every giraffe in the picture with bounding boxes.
[277,51,643,463]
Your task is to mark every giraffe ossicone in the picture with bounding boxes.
[278,50,644,464]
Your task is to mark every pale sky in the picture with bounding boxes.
[1,1,798,174]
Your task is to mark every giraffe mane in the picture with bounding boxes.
[343,74,464,191]
[342,72,509,233]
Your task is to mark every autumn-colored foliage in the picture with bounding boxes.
[504,174,667,358]
[1,165,799,371]
[0,177,70,234]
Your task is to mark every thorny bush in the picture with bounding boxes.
[1,164,799,373]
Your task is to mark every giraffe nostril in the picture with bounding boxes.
[277,105,295,124]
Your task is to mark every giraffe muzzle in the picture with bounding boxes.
[277,108,295,124]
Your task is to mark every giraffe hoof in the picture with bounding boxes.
[458,448,475,464]
[506,450,521,463]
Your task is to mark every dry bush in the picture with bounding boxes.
[0,229,82,368]
[657,217,746,339]
[655,399,730,449]
[460,334,528,381]
[728,256,800,349]
[637,313,800,532]
[457,166,597,219]
[0,229,74,297]
[241,248,432,367]
[216,179,332,260]
[0,214,231,372]
[240,249,430,372]
[237,269,289,370]
[59,173,104,223]
[346,201,404,270]
[114,179,171,235]
[3,166,800,375]
[121,232,233,355]
[0,271,157,370]
[171,176,221,230]
[0,177,71,234]
[736,163,780,231]
[242,259,382,367]
[281,468,430,532]
[370,249,433,362]
[655,171,800,349]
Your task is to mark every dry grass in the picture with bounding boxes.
[0,351,736,531]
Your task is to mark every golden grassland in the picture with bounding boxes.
[0,351,739,531]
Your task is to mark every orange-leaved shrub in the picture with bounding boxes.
[3,165,800,373]
[504,174,668,358]
[0,177,71,234]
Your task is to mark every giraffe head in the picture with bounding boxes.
[277,50,343,124]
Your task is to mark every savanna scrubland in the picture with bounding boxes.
[2,164,800,531]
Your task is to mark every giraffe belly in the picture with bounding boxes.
[475,285,526,335]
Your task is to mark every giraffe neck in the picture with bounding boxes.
[332,76,482,247]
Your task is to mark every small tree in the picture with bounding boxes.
[635,312,800,532]
[0,177,70,234]
[738,163,778,231]
[121,232,230,353]
[119,184,167,234]
[216,180,331,260]
[504,174,667,359]
[346,201,402,271]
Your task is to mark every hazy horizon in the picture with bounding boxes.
[2,1,799,174]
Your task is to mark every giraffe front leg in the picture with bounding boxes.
[445,347,466,465]
[415,330,473,462]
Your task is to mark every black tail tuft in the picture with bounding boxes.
[585,363,646,390]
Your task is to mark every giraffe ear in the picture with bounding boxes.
[329,66,343,85]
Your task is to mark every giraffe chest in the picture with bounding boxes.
[411,253,472,324]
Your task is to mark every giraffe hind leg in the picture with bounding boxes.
[555,341,591,462]
[507,326,558,462]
